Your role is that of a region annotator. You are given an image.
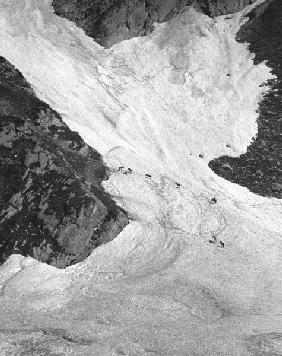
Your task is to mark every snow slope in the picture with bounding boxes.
[0,0,282,355]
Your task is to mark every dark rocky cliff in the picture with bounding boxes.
[52,0,256,47]
[0,57,128,268]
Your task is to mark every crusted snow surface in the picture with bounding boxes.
[0,0,282,355]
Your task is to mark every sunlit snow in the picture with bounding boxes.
[0,0,282,354]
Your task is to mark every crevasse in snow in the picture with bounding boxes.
[0,0,282,355]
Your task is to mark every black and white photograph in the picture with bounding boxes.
[0,0,281,354]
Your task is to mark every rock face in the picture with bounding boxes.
[52,0,256,47]
[0,57,128,268]
[200,0,257,16]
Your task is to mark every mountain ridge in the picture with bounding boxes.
[52,0,257,47]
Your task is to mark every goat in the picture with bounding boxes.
[210,197,217,204]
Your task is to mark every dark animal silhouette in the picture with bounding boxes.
[209,235,217,244]
[210,197,217,204]
[176,183,181,188]
[145,174,151,179]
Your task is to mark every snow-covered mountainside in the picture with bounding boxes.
[0,0,282,355]
[210,0,282,198]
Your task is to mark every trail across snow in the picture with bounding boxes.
[0,0,282,355]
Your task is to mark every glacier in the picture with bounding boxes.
[0,0,282,355]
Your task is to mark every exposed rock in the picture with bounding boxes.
[52,0,257,47]
[201,0,257,17]
[0,57,128,268]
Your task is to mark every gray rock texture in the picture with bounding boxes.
[0,57,128,268]
[201,0,256,16]
[52,0,257,46]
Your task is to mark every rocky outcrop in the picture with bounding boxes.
[199,0,257,17]
[52,0,257,47]
[0,57,128,268]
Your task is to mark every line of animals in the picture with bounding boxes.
[117,166,225,248]
[118,166,181,188]
[208,235,224,248]
[208,196,225,248]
